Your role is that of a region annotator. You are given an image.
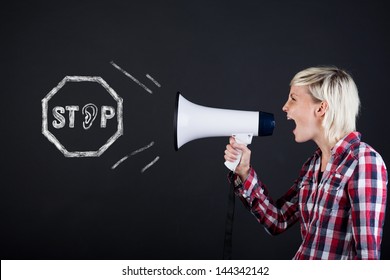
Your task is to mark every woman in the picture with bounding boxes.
[224,66,387,259]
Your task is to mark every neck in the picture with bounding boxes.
[314,135,335,173]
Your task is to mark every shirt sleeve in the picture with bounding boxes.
[348,149,388,259]
[229,167,301,235]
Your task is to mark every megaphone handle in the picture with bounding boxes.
[224,151,243,172]
[224,134,253,172]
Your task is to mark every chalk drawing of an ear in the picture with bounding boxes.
[82,103,98,130]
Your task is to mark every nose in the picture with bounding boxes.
[282,102,288,112]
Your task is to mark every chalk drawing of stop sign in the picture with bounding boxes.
[42,76,123,157]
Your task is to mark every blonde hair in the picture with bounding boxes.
[290,66,360,144]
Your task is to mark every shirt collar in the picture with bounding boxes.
[332,131,361,158]
[313,131,361,159]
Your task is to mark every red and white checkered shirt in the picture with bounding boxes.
[231,132,387,259]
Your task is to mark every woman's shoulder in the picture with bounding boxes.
[351,137,386,170]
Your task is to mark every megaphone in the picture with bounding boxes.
[174,92,275,171]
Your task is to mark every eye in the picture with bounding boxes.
[289,93,296,101]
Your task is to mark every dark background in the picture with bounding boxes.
[1,0,389,260]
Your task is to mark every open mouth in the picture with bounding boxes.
[286,115,296,133]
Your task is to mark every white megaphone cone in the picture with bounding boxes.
[174,92,275,171]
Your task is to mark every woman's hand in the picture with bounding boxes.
[224,136,252,181]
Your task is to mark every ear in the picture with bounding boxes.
[316,101,328,117]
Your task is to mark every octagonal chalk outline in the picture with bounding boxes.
[42,76,123,157]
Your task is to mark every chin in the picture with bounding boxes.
[294,134,309,143]
[296,137,311,143]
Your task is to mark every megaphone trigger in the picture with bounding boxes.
[232,133,253,145]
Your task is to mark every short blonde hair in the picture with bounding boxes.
[290,66,360,144]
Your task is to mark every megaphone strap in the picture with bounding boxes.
[223,173,236,259]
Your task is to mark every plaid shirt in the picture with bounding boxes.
[231,132,387,259]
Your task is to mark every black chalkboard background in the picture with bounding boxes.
[2,0,389,260]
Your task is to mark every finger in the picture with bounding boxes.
[232,142,247,152]
[226,144,239,155]
[224,152,238,162]
[224,149,237,159]
[225,147,240,160]
[224,154,236,162]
